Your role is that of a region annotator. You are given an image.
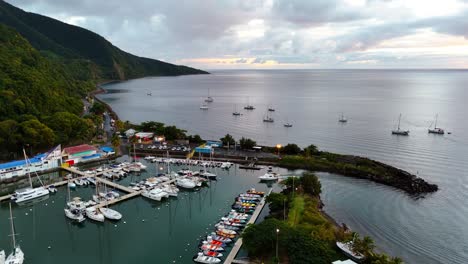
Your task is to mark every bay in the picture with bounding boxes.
[97,69,468,264]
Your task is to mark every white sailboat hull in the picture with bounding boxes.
[100,208,122,220]
[64,209,86,223]
[5,246,24,264]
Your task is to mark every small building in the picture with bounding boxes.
[206,140,223,148]
[100,146,115,156]
[135,132,154,142]
[125,128,136,138]
[63,144,100,165]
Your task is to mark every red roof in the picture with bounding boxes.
[63,144,97,155]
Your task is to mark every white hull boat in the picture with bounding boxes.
[142,188,169,201]
[86,207,105,222]
[5,246,24,264]
[193,252,221,263]
[258,173,279,181]
[336,241,365,262]
[64,209,86,223]
[12,187,49,204]
[176,178,196,189]
[100,208,122,220]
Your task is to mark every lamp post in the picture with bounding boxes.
[283,198,286,221]
[276,144,282,158]
[276,228,280,261]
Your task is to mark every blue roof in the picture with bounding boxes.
[100,146,114,152]
[0,153,46,170]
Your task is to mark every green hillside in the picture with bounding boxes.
[0,0,208,80]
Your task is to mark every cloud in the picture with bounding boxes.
[5,0,468,69]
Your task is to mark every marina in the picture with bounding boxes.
[0,156,278,263]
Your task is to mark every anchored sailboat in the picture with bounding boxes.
[205,88,214,103]
[339,112,348,123]
[5,203,24,264]
[263,111,274,123]
[232,104,241,116]
[244,97,255,110]
[391,114,409,136]
[428,114,445,134]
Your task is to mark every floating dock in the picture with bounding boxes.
[223,188,273,264]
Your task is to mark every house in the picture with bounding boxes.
[63,144,100,165]
[125,128,136,138]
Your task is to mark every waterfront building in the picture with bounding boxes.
[62,144,101,165]
[0,145,62,181]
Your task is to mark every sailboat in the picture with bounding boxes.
[267,104,275,112]
[244,97,255,110]
[4,203,24,264]
[283,117,292,127]
[205,88,214,103]
[200,97,209,110]
[339,113,348,123]
[146,90,152,96]
[391,114,409,136]
[11,149,49,204]
[232,104,241,116]
[263,111,274,123]
[64,180,86,223]
[428,114,445,134]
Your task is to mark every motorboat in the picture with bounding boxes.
[203,250,223,258]
[209,233,232,243]
[244,105,255,110]
[216,226,237,235]
[232,111,241,116]
[391,114,409,136]
[142,188,169,201]
[99,207,122,221]
[200,171,217,180]
[215,230,236,239]
[246,189,264,196]
[200,242,224,252]
[64,208,86,223]
[176,177,196,189]
[428,114,445,134]
[193,252,221,264]
[258,173,279,181]
[336,241,365,262]
[284,123,292,127]
[47,185,57,193]
[85,207,105,222]
[11,187,49,204]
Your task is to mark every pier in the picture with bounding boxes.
[224,188,273,264]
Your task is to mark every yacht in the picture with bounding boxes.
[64,208,86,223]
[176,177,196,189]
[428,114,445,134]
[258,172,279,181]
[339,113,348,123]
[11,150,49,204]
[142,188,169,201]
[244,105,255,110]
[284,123,292,127]
[5,203,24,264]
[85,207,105,222]
[263,112,274,123]
[391,114,409,136]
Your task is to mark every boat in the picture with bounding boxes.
[244,97,255,110]
[284,122,292,127]
[232,104,241,116]
[200,171,217,180]
[204,88,214,103]
[268,106,275,112]
[258,173,279,181]
[100,207,122,221]
[339,113,348,123]
[142,188,169,201]
[193,252,221,264]
[68,181,76,189]
[391,114,409,136]
[200,242,224,252]
[147,90,152,96]
[11,149,50,204]
[209,233,232,243]
[64,208,86,223]
[47,185,57,193]
[85,207,105,222]
[200,103,209,110]
[336,241,365,262]
[0,250,5,264]
[176,177,196,189]
[246,189,265,196]
[4,203,24,264]
[203,250,223,258]
[428,114,445,134]
[161,184,179,197]
[263,111,274,123]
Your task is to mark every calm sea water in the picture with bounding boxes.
[0,159,281,263]
[96,69,468,264]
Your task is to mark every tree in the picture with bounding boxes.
[186,134,204,144]
[239,137,256,149]
[111,133,120,155]
[220,134,235,147]
[266,192,288,212]
[282,143,301,155]
[301,172,321,196]
[89,102,106,115]
[242,219,290,256]
[18,119,55,149]
[138,121,164,133]
[304,144,319,156]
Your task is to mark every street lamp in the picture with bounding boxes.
[276,144,282,158]
[276,228,280,261]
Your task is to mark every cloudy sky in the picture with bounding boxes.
[7,0,468,69]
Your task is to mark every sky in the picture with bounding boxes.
[7,0,468,69]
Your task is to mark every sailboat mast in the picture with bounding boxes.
[398,114,402,130]
[9,203,16,249]
[434,114,438,128]
[22,148,33,188]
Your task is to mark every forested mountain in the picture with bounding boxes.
[0,0,207,80]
